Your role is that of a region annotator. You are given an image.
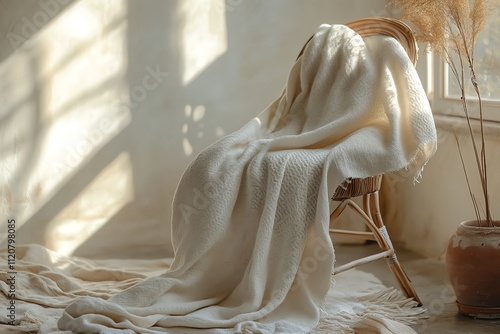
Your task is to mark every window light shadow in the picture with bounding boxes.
[0,0,132,255]
[0,1,76,63]
[179,0,228,85]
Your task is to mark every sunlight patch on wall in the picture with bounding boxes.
[180,0,228,85]
[46,152,134,256]
[182,104,207,156]
[41,0,130,195]
[0,50,39,219]
[44,0,128,119]
[0,0,130,228]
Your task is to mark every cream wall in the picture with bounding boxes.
[0,0,389,258]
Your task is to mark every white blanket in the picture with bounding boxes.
[2,24,436,333]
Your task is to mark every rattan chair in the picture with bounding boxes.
[298,17,422,306]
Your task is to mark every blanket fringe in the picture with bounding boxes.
[313,287,427,333]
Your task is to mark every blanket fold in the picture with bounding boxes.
[3,23,436,334]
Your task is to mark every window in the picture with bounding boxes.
[426,14,500,123]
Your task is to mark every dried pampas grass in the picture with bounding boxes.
[389,0,493,58]
[389,0,497,226]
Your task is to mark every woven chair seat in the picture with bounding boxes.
[332,176,381,201]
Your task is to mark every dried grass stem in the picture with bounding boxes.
[389,0,495,227]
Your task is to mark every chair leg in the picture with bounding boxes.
[387,258,423,306]
[330,190,422,306]
[369,191,423,306]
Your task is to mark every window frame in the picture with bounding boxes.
[435,55,500,123]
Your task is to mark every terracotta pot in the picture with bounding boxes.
[445,220,500,319]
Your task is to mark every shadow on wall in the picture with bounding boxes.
[0,0,78,249]
[0,0,76,62]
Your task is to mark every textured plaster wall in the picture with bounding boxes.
[0,0,389,258]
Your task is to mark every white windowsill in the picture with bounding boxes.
[433,113,500,137]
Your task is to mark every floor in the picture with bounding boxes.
[334,242,500,334]
[2,243,498,334]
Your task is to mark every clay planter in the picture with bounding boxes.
[445,220,500,319]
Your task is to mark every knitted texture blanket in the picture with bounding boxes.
[8,24,437,333]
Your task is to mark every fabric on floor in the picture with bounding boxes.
[0,245,425,333]
[1,23,436,333]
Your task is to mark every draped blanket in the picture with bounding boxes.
[3,24,437,333]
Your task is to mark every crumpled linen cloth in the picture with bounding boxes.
[4,23,436,333]
[0,244,172,333]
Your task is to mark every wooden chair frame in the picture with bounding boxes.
[330,176,422,306]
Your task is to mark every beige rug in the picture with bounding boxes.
[0,244,425,333]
